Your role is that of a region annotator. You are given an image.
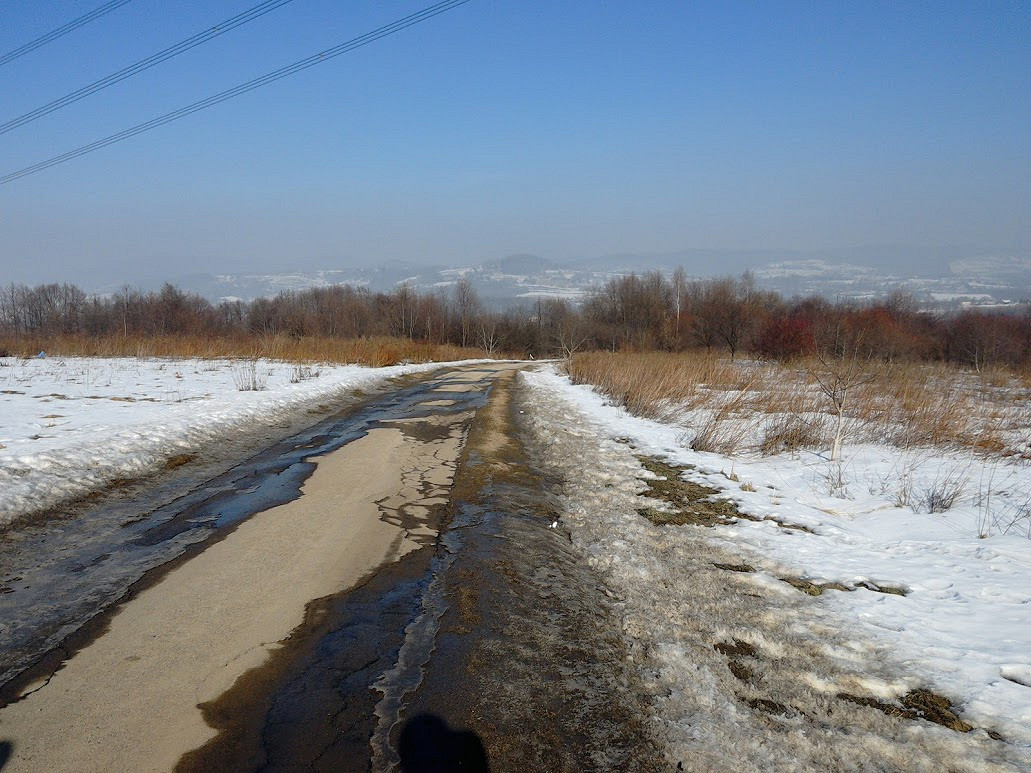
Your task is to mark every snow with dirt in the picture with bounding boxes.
[521,366,1030,770]
[0,356,487,528]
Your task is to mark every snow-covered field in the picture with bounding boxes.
[523,366,1031,766]
[0,355,481,528]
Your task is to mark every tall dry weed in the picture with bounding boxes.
[567,351,739,419]
[570,351,1025,459]
[3,334,491,367]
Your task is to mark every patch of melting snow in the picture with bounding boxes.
[520,367,1031,769]
[1001,665,1031,688]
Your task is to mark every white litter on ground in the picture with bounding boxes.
[521,366,1031,769]
[0,356,487,528]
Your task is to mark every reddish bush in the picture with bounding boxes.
[754,315,815,360]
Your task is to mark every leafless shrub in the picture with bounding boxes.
[688,387,760,454]
[822,461,852,499]
[913,467,967,514]
[690,411,739,454]
[975,462,1031,538]
[290,363,320,383]
[760,414,826,455]
[1003,496,1031,539]
[231,359,267,391]
[806,345,879,461]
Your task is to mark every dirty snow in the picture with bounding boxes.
[0,356,487,528]
[521,366,1031,769]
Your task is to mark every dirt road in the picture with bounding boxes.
[0,363,660,772]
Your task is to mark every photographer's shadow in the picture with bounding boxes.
[398,714,489,772]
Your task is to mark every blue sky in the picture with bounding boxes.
[1,0,1028,283]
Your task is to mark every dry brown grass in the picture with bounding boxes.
[1,334,494,367]
[566,350,747,418]
[847,360,1018,454]
[568,350,1029,458]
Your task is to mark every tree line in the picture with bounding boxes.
[1,272,1029,369]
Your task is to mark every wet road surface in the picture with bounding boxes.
[0,363,661,772]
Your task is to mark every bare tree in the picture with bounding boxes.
[672,266,687,347]
[541,298,590,361]
[809,341,878,461]
[477,316,503,356]
[453,278,481,348]
[387,283,419,339]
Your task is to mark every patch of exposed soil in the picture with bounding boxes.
[746,697,791,716]
[714,639,758,658]
[839,689,976,733]
[713,562,755,572]
[635,456,814,533]
[163,453,196,470]
[857,581,908,596]
[727,660,755,682]
[781,577,826,596]
[780,577,909,597]
[635,456,742,526]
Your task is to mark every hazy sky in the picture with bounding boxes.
[1,0,1028,285]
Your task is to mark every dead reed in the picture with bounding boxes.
[568,351,1028,458]
[1,334,493,367]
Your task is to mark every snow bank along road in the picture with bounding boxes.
[0,362,1027,771]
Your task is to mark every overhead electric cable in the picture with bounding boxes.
[0,0,136,68]
[0,0,472,186]
[0,0,299,136]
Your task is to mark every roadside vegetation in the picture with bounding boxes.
[0,333,485,367]
[567,350,1031,538]
[1,271,1029,367]
[567,351,1030,460]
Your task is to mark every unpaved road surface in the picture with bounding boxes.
[0,363,1024,771]
[0,363,658,772]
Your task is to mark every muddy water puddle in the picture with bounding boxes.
[0,368,488,698]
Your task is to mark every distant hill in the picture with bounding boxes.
[103,248,1030,309]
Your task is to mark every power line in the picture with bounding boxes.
[0,0,299,136]
[0,0,136,68]
[0,0,472,186]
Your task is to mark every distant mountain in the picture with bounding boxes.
[114,248,1029,309]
